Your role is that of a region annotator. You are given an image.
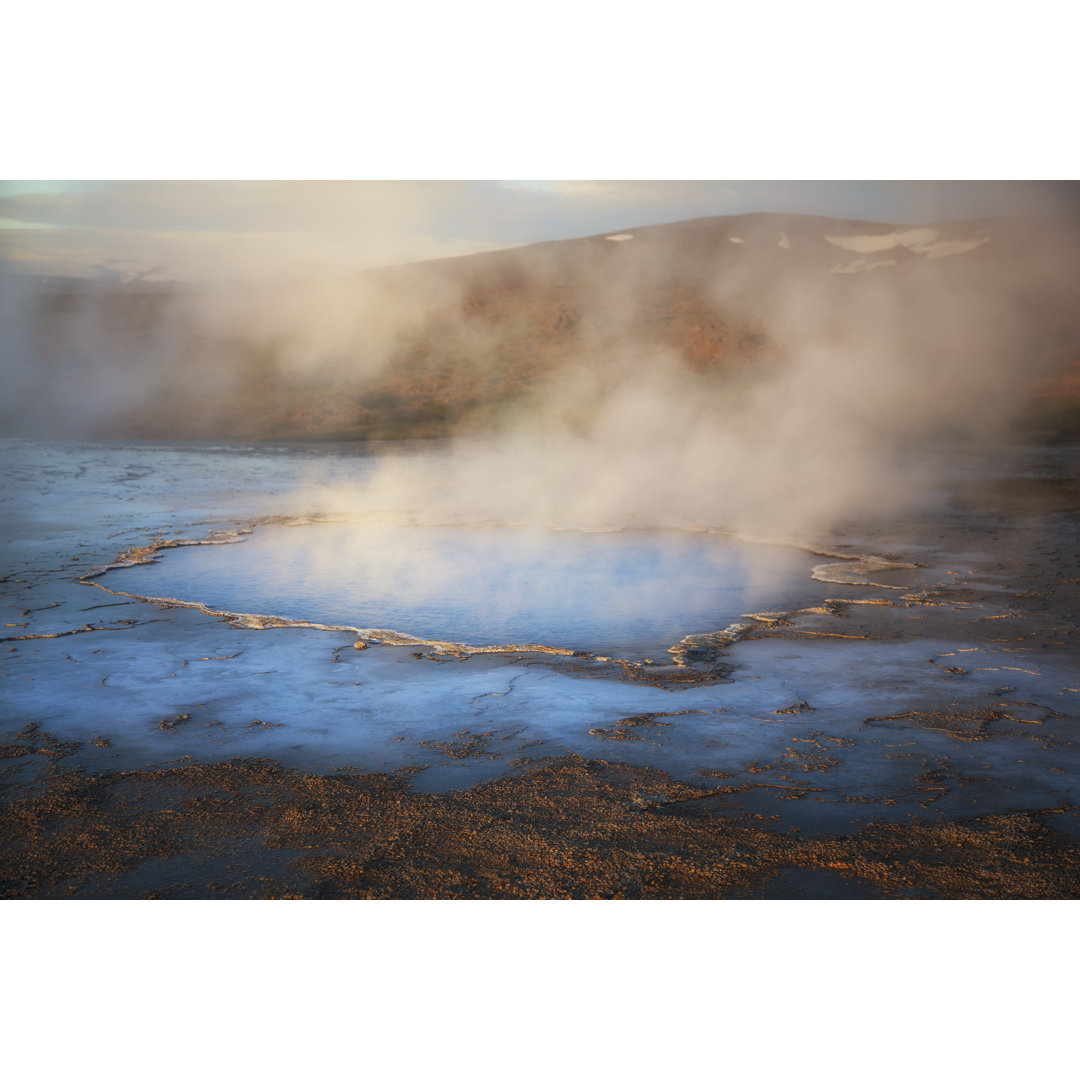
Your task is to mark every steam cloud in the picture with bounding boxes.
[2,199,1078,544]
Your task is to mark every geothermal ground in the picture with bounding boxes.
[2,437,1079,899]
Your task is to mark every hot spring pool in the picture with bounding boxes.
[103,520,837,657]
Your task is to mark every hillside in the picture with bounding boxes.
[4,211,1079,441]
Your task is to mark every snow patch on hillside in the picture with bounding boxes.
[827,228,938,254]
[831,258,899,275]
[605,234,634,242]
[826,228,987,262]
[918,238,986,259]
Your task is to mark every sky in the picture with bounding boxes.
[1,180,1074,283]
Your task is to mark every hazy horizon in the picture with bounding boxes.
[3,180,1077,284]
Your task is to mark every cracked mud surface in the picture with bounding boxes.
[2,438,1079,898]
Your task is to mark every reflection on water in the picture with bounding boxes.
[105,521,830,656]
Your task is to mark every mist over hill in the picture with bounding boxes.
[2,210,1079,453]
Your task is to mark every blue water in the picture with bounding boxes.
[104,520,832,656]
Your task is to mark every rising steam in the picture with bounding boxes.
[3,201,1078,543]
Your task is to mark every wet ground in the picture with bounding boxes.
[2,438,1079,898]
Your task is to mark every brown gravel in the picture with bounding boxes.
[2,724,1077,900]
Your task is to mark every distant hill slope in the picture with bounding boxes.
[3,211,1079,441]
